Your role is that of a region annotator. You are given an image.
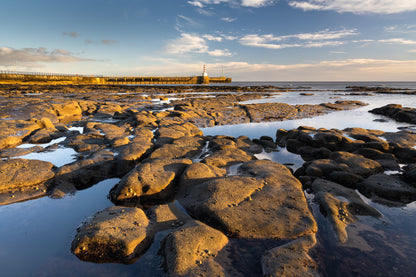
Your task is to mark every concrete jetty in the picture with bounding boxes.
[0,70,231,85]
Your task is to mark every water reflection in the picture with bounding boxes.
[16,147,78,167]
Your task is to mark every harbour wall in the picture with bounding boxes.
[0,71,231,85]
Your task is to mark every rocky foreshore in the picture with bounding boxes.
[1,84,415,276]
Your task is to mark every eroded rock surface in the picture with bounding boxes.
[71,206,152,263]
[179,160,317,239]
[162,221,228,277]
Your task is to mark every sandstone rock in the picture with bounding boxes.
[0,119,42,148]
[370,104,416,124]
[180,160,317,239]
[115,136,154,169]
[178,162,226,193]
[0,158,55,192]
[155,122,203,146]
[262,235,319,277]
[243,103,298,122]
[149,136,206,160]
[71,206,152,263]
[305,159,351,178]
[110,158,192,204]
[133,111,158,127]
[360,174,416,203]
[403,164,416,184]
[209,136,237,151]
[312,178,381,218]
[162,221,228,277]
[202,148,253,167]
[327,171,363,189]
[66,133,107,153]
[330,151,383,177]
[236,136,263,154]
[315,192,353,243]
[51,101,83,123]
[54,150,116,190]
[26,128,61,144]
[85,122,127,141]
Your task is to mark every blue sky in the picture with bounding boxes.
[1,0,416,81]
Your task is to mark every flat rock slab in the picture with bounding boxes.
[180,160,317,239]
[0,158,55,192]
[71,206,151,263]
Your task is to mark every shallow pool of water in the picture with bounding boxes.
[16,147,78,167]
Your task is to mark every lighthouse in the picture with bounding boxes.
[201,64,209,84]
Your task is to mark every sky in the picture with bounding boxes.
[1,0,416,81]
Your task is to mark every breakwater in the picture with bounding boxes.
[0,71,231,85]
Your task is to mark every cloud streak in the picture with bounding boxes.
[289,0,416,14]
[239,28,357,49]
[0,47,93,67]
[165,33,233,56]
[187,0,274,8]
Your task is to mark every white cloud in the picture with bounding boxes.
[188,1,205,8]
[208,49,233,56]
[0,46,92,67]
[187,0,274,8]
[289,0,416,14]
[203,34,224,41]
[385,24,416,33]
[241,0,274,7]
[165,33,232,56]
[379,38,416,45]
[221,17,237,22]
[239,28,356,49]
[166,33,208,54]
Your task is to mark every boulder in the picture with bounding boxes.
[110,158,192,204]
[262,235,319,277]
[71,206,152,263]
[312,178,381,218]
[330,151,383,177]
[0,158,55,192]
[155,122,202,146]
[149,136,206,160]
[235,136,263,154]
[162,221,228,277]
[315,192,353,243]
[202,148,253,167]
[180,160,317,239]
[178,162,226,193]
[54,150,117,190]
[360,174,416,203]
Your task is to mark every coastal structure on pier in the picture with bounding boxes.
[0,66,231,85]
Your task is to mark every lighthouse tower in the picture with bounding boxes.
[201,64,209,84]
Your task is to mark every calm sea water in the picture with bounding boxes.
[0,82,415,276]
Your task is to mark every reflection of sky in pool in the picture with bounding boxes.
[17,137,66,149]
[16,147,77,167]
